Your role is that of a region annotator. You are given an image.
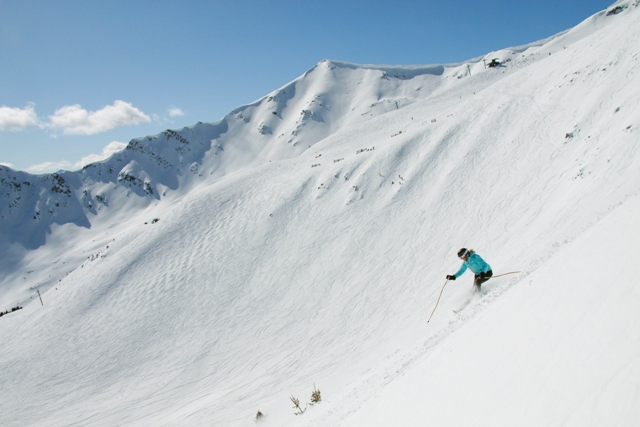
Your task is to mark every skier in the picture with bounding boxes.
[446,248,493,291]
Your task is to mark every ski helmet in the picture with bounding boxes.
[457,248,469,258]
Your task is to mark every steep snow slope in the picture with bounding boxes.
[0,52,542,310]
[0,56,493,305]
[1,1,639,426]
[323,192,640,427]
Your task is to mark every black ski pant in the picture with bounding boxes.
[474,270,493,288]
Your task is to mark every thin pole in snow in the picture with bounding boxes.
[492,271,521,278]
[428,272,521,323]
[37,289,44,306]
[427,280,448,323]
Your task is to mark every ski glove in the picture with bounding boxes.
[446,275,456,281]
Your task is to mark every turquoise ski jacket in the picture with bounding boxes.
[454,252,492,278]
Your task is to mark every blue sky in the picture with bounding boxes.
[0,0,614,173]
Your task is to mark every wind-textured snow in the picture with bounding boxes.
[1,1,639,426]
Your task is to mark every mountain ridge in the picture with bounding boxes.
[1,1,628,252]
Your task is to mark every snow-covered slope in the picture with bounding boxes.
[1,1,639,426]
[324,192,640,427]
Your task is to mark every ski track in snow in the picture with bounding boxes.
[284,276,526,425]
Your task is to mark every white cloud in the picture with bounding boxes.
[26,161,72,174]
[0,162,15,169]
[49,100,151,135]
[73,141,127,169]
[168,107,185,117]
[0,103,39,131]
[26,141,127,174]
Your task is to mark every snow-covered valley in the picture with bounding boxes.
[1,1,639,426]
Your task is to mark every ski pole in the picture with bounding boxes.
[427,280,448,323]
[492,271,521,278]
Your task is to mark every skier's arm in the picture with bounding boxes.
[454,262,468,278]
